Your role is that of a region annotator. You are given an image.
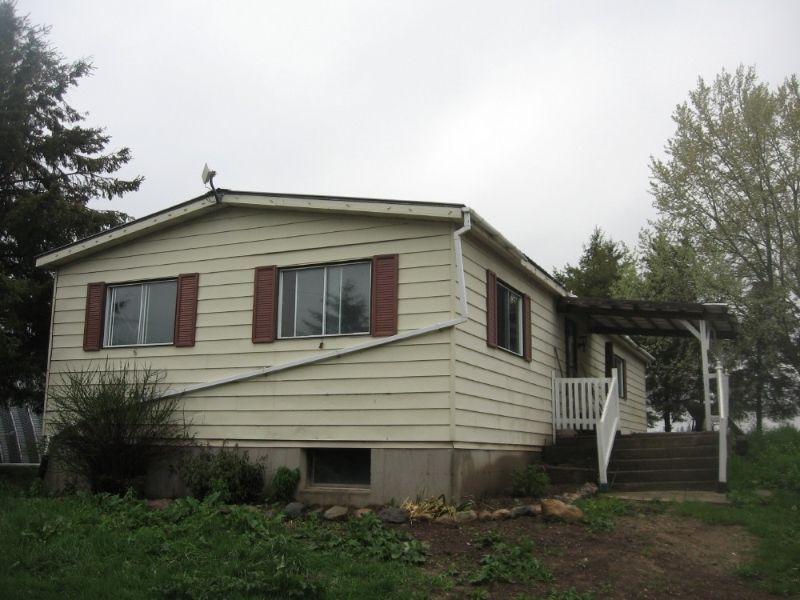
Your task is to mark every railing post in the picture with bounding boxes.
[716,361,728,491]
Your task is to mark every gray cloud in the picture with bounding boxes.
[21,0,800,271]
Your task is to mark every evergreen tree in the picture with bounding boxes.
[0,2,140,408]
[554,227,634,298]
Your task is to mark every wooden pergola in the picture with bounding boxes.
[556,297,737,431]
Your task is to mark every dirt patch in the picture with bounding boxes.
[404,507,766,599]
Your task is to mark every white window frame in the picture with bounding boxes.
[277,261,372,339]
[103,280,177,348]
[497,280,524,356]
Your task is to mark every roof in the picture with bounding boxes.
[556,297,737,340]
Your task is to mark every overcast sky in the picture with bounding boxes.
[20,0,800,271]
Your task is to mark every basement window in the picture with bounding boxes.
[308,448,371,487]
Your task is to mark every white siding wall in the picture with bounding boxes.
[47,206,456,446]
[586,335,648,433]
[453,238,560,449]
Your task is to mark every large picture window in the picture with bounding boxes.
[496,280,523,355]
[104,280,177,347]
[279,262,371,338]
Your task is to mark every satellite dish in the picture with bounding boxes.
[201,163,216,185]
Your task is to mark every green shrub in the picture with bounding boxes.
[470,539,553,585]
[733,426,800,492]
[577,496,631,533]
[511,464,550,497]
[180,446,265,504]
[270,466,300,502]
[47,363,192,495]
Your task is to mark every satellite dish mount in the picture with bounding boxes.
[202,163,222,203]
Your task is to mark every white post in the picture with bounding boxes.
[715,361,728,488]
[699,320,712,431]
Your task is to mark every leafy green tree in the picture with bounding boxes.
[650,65,800,430]
[554,227,635,298]
[0,2,140,408]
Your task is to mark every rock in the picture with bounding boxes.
[491,508,511,521]
[530,503,542,516]
[324,505,349,521]
[378,506,410,524]
[434,513,457,526]
[413,513,433,523]
[477,510,493,521]
[541,499,584,523]
[283,502,306,519]
[146,498,172,511]
[755,489,773,499]
[556,492,580,504]
[578,482,599,499]
[263,508,277,518]
[454,509,478,523]
[353,507,373,518]
[511,504,537,518]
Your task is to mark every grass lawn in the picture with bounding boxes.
[1,427,798,599]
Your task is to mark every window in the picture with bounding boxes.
[565,318,578,377]
[279,262,371,338]
[496,280,523,355]
[613,354,627,399]
[308,449,371,486]
[104,280,177,347]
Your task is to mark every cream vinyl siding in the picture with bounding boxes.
[587,335,648,433]
[453,238,561,448]
[47,206,455,445]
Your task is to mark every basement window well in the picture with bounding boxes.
[308,448,371,487]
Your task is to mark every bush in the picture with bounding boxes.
[269,466,300,502]
[733,426,800,492]
[469,539,553,585]
[576,496,631,533]
[180,446,265,504]
[511,464,550,497]
[47,363,192,495]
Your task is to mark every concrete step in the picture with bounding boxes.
[609,480,718,492]
[609,456,718,471]
[610,468,717,484]
[614,434,718,450]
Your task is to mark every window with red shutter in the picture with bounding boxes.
[174,273,199,347]
[371,254,399,337]
[83,282,106,351]
[253,266,278,342]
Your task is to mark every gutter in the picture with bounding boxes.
[161,208,473,399]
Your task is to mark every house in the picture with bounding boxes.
[36,190,732,503]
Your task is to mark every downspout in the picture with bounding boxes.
[162,208,473,399]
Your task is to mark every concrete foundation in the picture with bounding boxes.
[45,445,540,505]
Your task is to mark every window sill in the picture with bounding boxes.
[496,345,525,360]
[303,485,371,494]
[100,342,174,349]
[277,332,371,341]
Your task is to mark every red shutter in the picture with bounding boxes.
[604,341,614,377]
[486,270,498,348]
[371,254,399,337]
[523,294,532,362]
[252,266,278,343]
[83,282,106,351]
[174,273,199,347]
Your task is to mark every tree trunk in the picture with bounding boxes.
[755,393,763,433]
[664,411,672,432]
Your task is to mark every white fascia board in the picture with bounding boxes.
[35,196,220,268]
[221,193,464,222]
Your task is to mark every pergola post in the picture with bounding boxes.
[680,319,713,432]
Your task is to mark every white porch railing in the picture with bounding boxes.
[552,376,612,433]
[552,369,620,488]
[596,369,620,488]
